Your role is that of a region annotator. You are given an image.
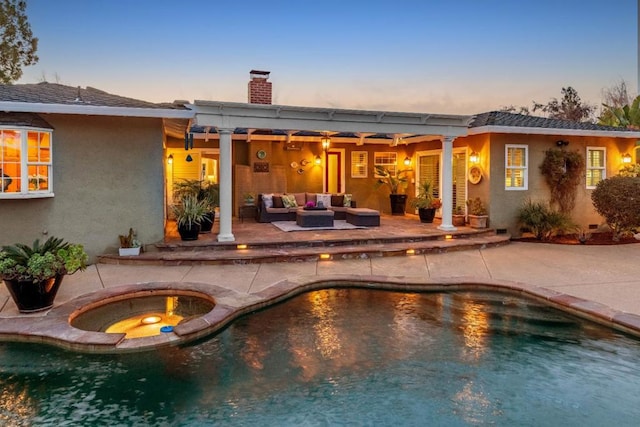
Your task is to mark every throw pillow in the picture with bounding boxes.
[331,194,344,207]
[343,194,352,207]
[282,194,298,208]
[305,192,317,204]
[316,193,332,208]
[262,193,274,208]
[293,193,306,206]
[272,196,284,208]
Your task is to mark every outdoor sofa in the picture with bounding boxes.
[257,192,356,222]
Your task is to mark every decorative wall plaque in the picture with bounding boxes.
[253,162,269,173]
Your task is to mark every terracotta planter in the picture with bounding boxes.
[3,274,64,313]
[418,208,436,223]
[469,215,488,229]
[178,223,200,241]
[452,215,466,226]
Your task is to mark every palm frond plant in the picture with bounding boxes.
[374,165,412,194]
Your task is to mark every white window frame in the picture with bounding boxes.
[586,146,606,189]
[505,144,528,190]
[0,126,54,199]
[374,152,397,177]
[351,151,368,178]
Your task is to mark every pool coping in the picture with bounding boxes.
[0,276,639,353]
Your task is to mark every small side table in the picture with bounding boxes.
[238,205,257,223]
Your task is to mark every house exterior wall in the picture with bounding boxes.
[0,114,165,260]
[485,132,636,236]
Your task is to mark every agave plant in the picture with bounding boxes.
[171,194,208,228]
[0,236,88,282]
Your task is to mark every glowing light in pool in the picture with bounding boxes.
[141,316,161,325]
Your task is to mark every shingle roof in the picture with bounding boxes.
[470,111,631,132]
[0,112,53,128]
[0,82,169,109]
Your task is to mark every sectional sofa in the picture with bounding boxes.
[256,192,356,222]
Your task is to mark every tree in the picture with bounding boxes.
[598,95,640,128]
[0,0,38,84]
[532,86,595,122]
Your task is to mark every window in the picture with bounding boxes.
[351,151,368,178]
[0,127,53,197]
[586,147,606,188]
[374,152,397,177]
[505,144,527,190]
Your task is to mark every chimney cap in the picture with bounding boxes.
[250,69,270,78]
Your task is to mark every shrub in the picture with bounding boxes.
[591,175,640,240]
[517,199,575,240]
[539,148,584,213]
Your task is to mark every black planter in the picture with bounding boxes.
[3,274,64,313]
[178,223,201,241]
[199,212,215,233]
[389,194,407,215]
[418,207,436,223]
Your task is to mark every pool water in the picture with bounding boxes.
[1,288,640,426]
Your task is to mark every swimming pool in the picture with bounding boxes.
[1,288,639,425]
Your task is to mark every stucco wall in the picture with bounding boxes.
[0,114,166,261]
[486,133,636,236]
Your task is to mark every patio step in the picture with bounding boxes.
[97,230,510,266]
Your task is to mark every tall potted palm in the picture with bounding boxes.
[374,165,412,215]
[0,237,88,312]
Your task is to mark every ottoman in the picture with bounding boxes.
[346,208,380,226]
[296,209,335,227]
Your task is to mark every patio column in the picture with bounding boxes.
[217,127,235,242]
[438,136,456,231]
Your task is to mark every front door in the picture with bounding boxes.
[325,149,345,193]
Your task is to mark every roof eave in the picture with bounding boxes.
[468,125,640,138]
[0,101,194,119]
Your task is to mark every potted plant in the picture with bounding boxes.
[118,228,141,256]
[171,194,208,241]
[243,192,256,206]
[466,197,488,229]
[0,236,88,313]
[453,205,466,226]
[409,180,441,223]
[374,165,412,215]
[173,179,219,233]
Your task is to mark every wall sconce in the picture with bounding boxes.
[469,151,479,164]
[556,140,569,147]
[403,156,411,166]
[315,155,322,165]
[321,135,331,151]
[622,153,632,163]
[167,154,173,164]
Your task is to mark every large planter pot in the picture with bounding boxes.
[199,212,215,233]
[418,208,436,223]
[178,223,201,241]
[3,274,64,313]
[469,215,488,229]
[389,194,407,215]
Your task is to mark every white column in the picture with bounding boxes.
[438,136,456,231]
[217,128,235,242]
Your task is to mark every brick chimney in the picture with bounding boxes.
[248,70,272,104]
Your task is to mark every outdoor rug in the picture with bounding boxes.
[271,220,366,232]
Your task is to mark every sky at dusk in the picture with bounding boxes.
[16,0,638,115]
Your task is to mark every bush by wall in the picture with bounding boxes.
[591,175,640,240]
[517,199,575,240]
